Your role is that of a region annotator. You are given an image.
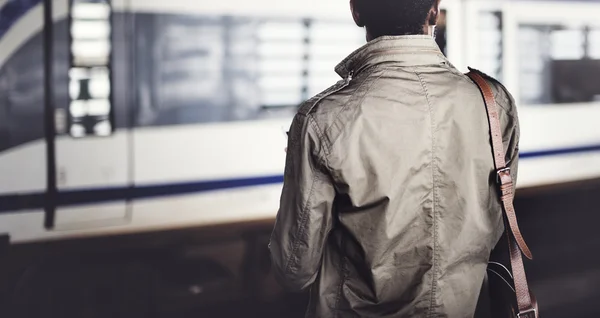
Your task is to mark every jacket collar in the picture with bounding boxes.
[335,35,447,78]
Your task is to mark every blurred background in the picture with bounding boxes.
[1,0,600,317]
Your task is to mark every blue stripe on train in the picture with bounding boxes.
[1,144,600,214]
[0,0,43,40]
[0,175,284,213]
[519,144,600,159]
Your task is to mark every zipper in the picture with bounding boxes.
[345,70,354,84]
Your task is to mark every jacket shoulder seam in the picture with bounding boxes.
[324,68,384,154]
[297,80,350,116]
[413,68,440,317]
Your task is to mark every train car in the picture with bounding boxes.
[1,0,600,245]
[465,0,600,188]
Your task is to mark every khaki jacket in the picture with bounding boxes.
[269,35,520,318]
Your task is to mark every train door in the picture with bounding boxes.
[50,0,132,230]
[0,0,49,238]
[502,1,600,186]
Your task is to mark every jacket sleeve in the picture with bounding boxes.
[268,113,336,292]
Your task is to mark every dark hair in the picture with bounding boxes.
[354,0,437,38]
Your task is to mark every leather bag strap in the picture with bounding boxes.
[467,69,538,318]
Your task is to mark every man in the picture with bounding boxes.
[269,0,520,317]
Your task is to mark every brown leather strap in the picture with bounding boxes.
[466,70,532,260]
[508,231,539,317]
[467,69,537,318]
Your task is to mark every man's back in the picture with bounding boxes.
[269,36,520,318]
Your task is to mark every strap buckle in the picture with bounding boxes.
[496,167,511,184]
[517,308,537,318]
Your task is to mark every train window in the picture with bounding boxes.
[590,30,600,58]
[0,0,46,152]
[132,14,367,126]
[518,23,600,105]
[257,20,306,108]
[258,19,363,108]
[435,9,447,56]
[68,0,113,138]
[476,11,503,81]
[306,21,363,97]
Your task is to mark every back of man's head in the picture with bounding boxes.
[352,0,439,39]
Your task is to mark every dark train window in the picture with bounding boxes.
[132,15,365,127]
[0,0,46,153]
[68,0,113,137]
[518,24,600,105]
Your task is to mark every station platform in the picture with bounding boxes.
[1,179,600,318]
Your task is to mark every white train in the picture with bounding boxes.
[1,0,600,243]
